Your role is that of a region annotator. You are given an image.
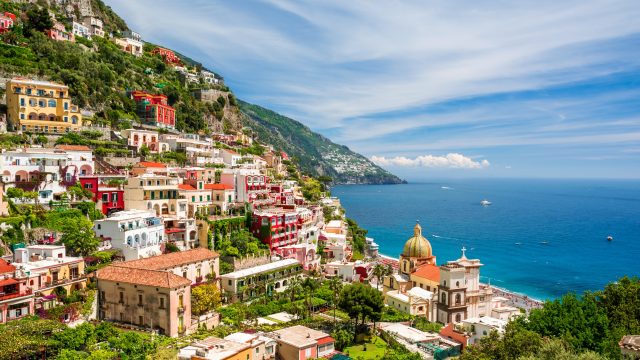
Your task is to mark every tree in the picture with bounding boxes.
[191,283,221,316]
[5,187,24,199]
[338,283,384,338]
[302,276,320,318]
[372,263,390,290]
[60,217,99,256]
[25,6,53,34]
[331,329,353,351]
[328,276,343,324]
[139,144,150,158]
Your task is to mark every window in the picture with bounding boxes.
[456,281,460,287]
[159,297,165,309]
[20,113,25,119]
[112,192,118,202]
[38,100,45,107]
[97,224,101,230]
[20,98,25,106]
[305,348,312,357]
[26,88,32,95]
[64,102,68,110]
[71,116,78,124]
[207,195,211,201]
[119,292,124,303]
[178,295,184,308]
[191,196,195,202]
[138,294,143,306]
[183,271,187,278]
[64,116,68,122]
[48,99,56,107]
[29,98,36,106]
[102,193,109,202]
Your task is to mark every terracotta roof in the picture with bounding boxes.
[204,183,234,190]
[0,278,19,287]
[117,248,219,270]
[0,259,16,274]
[136,161,167,168]
[96,265,190,288]
[54,145,91,151]
[178,184,196,190]
[411,263,440,282]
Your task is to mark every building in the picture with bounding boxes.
[151,47,181,65]
[0,259,34,324]
[178,182,213,218]
[620,335,640,359]
[124,174,186,218]
[220,259,302,302]
[47,21,75,42]
[79,176,125,215]
[382,223,440,321]
[96,265,191,337]
[225,332,277,360]
[12,245,86,296]
[83,16,104,37]
[385,287,434,319]
[436,248,493,324]
[5,78,84,133]
[116,248,220,286]
[121,129,164,153]
[131,91,176,129]
[273,243,320,272]
[324,261,357,282]
[0,146,94,205]
[380,322,461,358]
[71,21,91,38]
[131,161,169,176]
[461,316,507,346]
[178,336,253,360]
[219,149,242,167]
[0,12,15,33]
[93,209,165,261]
[206,183,235,215]
[250,207,300,250]
[200,70,222,85]
[269,325,335,360]
[115,30,143,56]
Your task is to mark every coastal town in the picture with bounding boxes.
[0,1,638,360]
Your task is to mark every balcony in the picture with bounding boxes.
[0,288,33,302]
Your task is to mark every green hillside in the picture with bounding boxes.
[240,101,404,184]
[0,0,402,184]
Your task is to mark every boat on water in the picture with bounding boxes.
[607,235,613,241]
[540,240,550,245]
[480,199,492,206]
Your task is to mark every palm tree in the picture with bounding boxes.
[373,264,386,290]
[287,276,303,303]
[328,276,343,325]
[302,277,320,318]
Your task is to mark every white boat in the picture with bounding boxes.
[480,199,491,206]
[607,236,613,241]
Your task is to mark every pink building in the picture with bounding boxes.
[0,259,34,324]
[0,12,15,33]
[47,22,75,42]
[251,207,300,250]
[273,243,320,271]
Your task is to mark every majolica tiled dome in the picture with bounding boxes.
[402,223,433,258]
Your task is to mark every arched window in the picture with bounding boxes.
[456,281,460,287]
[455,314,461,322]
[29,98,37,106]
[71,115,78,124]
[48,99,56,107]
[127,236,133,246]
[441,292,447,304]
[455,293,462,305]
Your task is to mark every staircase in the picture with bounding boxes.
[95,157,124,175]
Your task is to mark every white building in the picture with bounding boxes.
[461,316,507,345]
[93,210,165,261]
[220,170,270,204]
[385,287,434,320]
[324,261,357,282]
[224,332,276,360]
[124,174,187,218]
[220,259,303,302]
[71,21,91,39]
[83,16,104,37]
[200,70,221,85]
[220,149,242,167]
[121,129,166,153]
[436,248,493,324]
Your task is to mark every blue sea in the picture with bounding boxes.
[333,179,640,300]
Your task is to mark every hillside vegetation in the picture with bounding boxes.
[0,0,402,184]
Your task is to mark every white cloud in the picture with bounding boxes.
[371,153,490,169]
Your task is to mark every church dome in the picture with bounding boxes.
[402,223,433,258]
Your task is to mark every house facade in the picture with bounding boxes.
[0,259,34,324]
[93,209,165,261]
[5,78,83,134]
[131,91,176,129]
[12,245,86,296]
[220,259,302,302]
[79,176,125,215]
[96,265,191,337]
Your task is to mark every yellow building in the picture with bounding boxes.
[5,78,83,134]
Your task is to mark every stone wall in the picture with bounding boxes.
[222,253,271,272]
[103,156,140,168]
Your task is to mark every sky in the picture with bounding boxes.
[106,0,640,180]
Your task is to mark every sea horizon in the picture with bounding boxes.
[333,178,640,301]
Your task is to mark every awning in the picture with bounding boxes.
[0,278,19,287]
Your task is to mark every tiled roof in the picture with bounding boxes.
[136,161,167,168]
[178,184,196,190]
[0,259,16,274]
[204,183,234,190]
[96,265,190,288]
[54,145,91,151]
[412,263,440,282]
[117,248,219,270]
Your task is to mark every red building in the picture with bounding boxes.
[79,176,125,215]
[0,259,34,324]
[0,12,15,33]
[251,207,300,250]
[151,47,181,65]
[131,91,176,129]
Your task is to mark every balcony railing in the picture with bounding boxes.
[0,288,33,301]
